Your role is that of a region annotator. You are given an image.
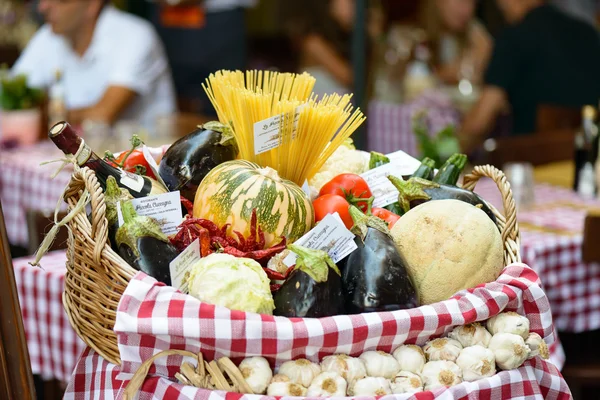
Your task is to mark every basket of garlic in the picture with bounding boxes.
[113,264,571,399]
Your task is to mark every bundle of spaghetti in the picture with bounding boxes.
[203,70,366,185]
[278,93,366,184]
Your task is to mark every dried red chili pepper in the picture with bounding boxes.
[270,284,282,292]
[180,196,194,216]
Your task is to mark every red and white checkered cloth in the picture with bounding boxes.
[0,141,72,247]
[64,347,571,400]
[64,264,572,399]
[12,250,86,382]
[474,180,600,333]
[367,93,461,156]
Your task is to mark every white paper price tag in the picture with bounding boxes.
[283,213,357,266]
[169,239,201,293]
[141,145,168,188]
[301,179,312,199]
[253,104,305,155]
[116,191,183,235]
[386,150,423,174]
[360,163,402,208]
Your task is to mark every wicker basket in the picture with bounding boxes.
[62,164,520,366]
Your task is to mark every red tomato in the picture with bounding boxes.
[115,149,157,179]
[319,174,373,212]
[312,194,353,229]
[372,207,401,229]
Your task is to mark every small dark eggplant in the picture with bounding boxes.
[388,176,497,224]
[339,207,418,314]
[273,244,345,318]
[116,201,179,285]
[104,176,133,251]
[158,121,237,202]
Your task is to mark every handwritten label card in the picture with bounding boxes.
[360,163,402,208]
[117,191,183,235]
[253,104,305,155]
[169,239,201,293]
[386,150,423,175]
[142,145,168,188]
[283,213,357,266]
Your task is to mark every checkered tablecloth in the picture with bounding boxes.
[64,265,572,399]
[367,94,461,156]
[474,180,600,333]
[12,250,86,382]
[0,141,72,247]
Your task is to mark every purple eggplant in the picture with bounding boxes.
[388,176,497,224]
[116,201,179,285]
[273,244,344,317]
[339,207,418,314]
[158,121,237,202]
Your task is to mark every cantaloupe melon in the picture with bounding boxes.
[390,199,503,305]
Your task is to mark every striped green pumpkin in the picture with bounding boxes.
[193,160,314,247]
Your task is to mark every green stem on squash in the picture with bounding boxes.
[287,244,340,283]
[387,176,438,214]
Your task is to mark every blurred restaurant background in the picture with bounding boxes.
[1,0,600,399]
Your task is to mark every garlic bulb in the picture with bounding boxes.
[320,354,367,382]
[421,361,463,390]
[392,345,426,374]
[455,345,496,382]
[306,372,347,397]
[359,351,400,379]
[423,338,463,362]
[525,332,549,360]
[238,357,273,394]
[278,358,321,387]
[486,312,530,339]
[349,377,392,396]
[390,371,423,394]
[271,374,290,382]
[266,381,307,397]
[448,323,492,348]
[488,333,530,370]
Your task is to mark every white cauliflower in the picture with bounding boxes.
[308,140,369,192]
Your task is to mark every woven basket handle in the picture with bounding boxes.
[462,165,521,264]
[64,167,109,266]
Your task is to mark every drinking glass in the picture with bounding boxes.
[503,162,535,210]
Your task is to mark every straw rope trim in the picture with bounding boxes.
[122,351,254,399]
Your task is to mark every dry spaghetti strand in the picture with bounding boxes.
[203,70,366,185]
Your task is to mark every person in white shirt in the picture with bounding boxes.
[12,0,176,131]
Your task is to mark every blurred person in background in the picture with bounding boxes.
[12,0,176,130]
[281,0,354,97]
[459,0,600,153]
[419,0,492,84]
[146,0,257,115]
[281,0,382,97]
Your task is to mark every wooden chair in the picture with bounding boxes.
[0,203,36,399]
[482,105,582,168]
[482,129,576,168]
[536,105,582,132]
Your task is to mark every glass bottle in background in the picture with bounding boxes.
[573,105,598,197]
[49,121,167,198]
[48,69,66,128]
[403,41,437,102]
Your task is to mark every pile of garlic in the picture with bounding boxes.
[232,312,548,396]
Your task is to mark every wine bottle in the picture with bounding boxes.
[49,121,168,198]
